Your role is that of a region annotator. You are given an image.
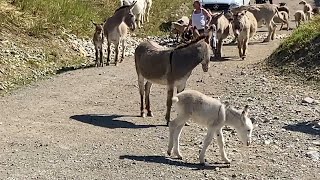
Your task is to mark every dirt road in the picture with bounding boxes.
[1,1,319,179]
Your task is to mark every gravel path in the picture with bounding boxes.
[0,0,319,179]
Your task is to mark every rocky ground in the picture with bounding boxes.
[0,0,319,179]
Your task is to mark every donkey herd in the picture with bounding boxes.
[89,1,317,165]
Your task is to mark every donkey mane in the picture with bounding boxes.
[115,5,131,12]
[174,35,207,50]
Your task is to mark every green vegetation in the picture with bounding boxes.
[0,0,193,93]
[13,0,192,37]
[267,16,320,82]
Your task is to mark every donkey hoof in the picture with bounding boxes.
[262,38,270,43]
[140,112,146,118]
[106,62,110,66]
[241,56,246,60]
[200,162,210,167]
[223,158,231,164]
[185,122,190,126]
[167,150,172,156]
[147,111,153,117]
[176,155,183,160]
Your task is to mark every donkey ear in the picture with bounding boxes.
[242,105,249,116]
[130,1,137,8]
[91,20,97,26]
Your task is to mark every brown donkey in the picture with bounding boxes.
[92,21,104,67]
[104,2,137,66]
[134,25,215,126]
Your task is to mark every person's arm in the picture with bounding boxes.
[202,8,212,27]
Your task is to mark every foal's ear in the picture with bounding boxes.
[91,20,97,26]
[241,105,249,116]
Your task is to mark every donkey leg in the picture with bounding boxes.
[177,83,190,126]
[242,38,248,60]
[237,39,242,59]
[167,114,188,157]
[114,42,120,66]
[138,75,145,117]
[165,87,174,126]
[215,127,230,163]
[99,48,103,67]
[216,39,223,59]
[271,21,277,40]
[199,127,215,165]
[106,42,111,66]
[95,48,99,67]
[136,14,142,28]
[263,21,273,42]
[145,81,153,117]
[120,39,125,63]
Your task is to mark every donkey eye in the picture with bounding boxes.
[247,130,250,132]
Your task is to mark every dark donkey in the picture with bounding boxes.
[134,25,215,126]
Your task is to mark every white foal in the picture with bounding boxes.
[167,89,254,165]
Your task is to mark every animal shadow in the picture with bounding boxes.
[211,56,239,62]
[119,155,231,170]
[283,120,320,136]
[70,114,164,129]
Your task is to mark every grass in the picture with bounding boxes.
[0,0,193,94]
[274,16,320,53]
[266,16,320,82]
[13,0,192,37]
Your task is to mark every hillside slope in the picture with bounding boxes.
[0,0,191,94]
[266,16,320,82]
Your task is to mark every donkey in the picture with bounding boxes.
[144,0,152,23]
[168,90,254,165]
[92,21,104,67]
[134,25,215,126]
[122,0,146,28]
[231,10,257,60]
[104,2,137,66]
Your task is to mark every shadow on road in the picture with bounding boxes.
[56,64,96,74]
[70,114,165,129]
[283,120,320,136]
[119,155,231,170]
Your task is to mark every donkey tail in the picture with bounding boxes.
[275,9,287,24]
[172,96,179,104]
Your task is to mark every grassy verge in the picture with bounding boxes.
[0,0,192,94]
[13,0,192,37]
[266,16,320,82]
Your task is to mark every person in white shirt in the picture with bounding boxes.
[187,0,212,35]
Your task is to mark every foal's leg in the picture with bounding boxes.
[99,47,103,67]
[120,39,125,63]
[199,127,215,165]
[215,127,230,163]
[95,48,99,67]
[168,114,189,159]
[106,41,111,66]
[165,86,174,126]
[145,81,153,117]
[138,75,145,117]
